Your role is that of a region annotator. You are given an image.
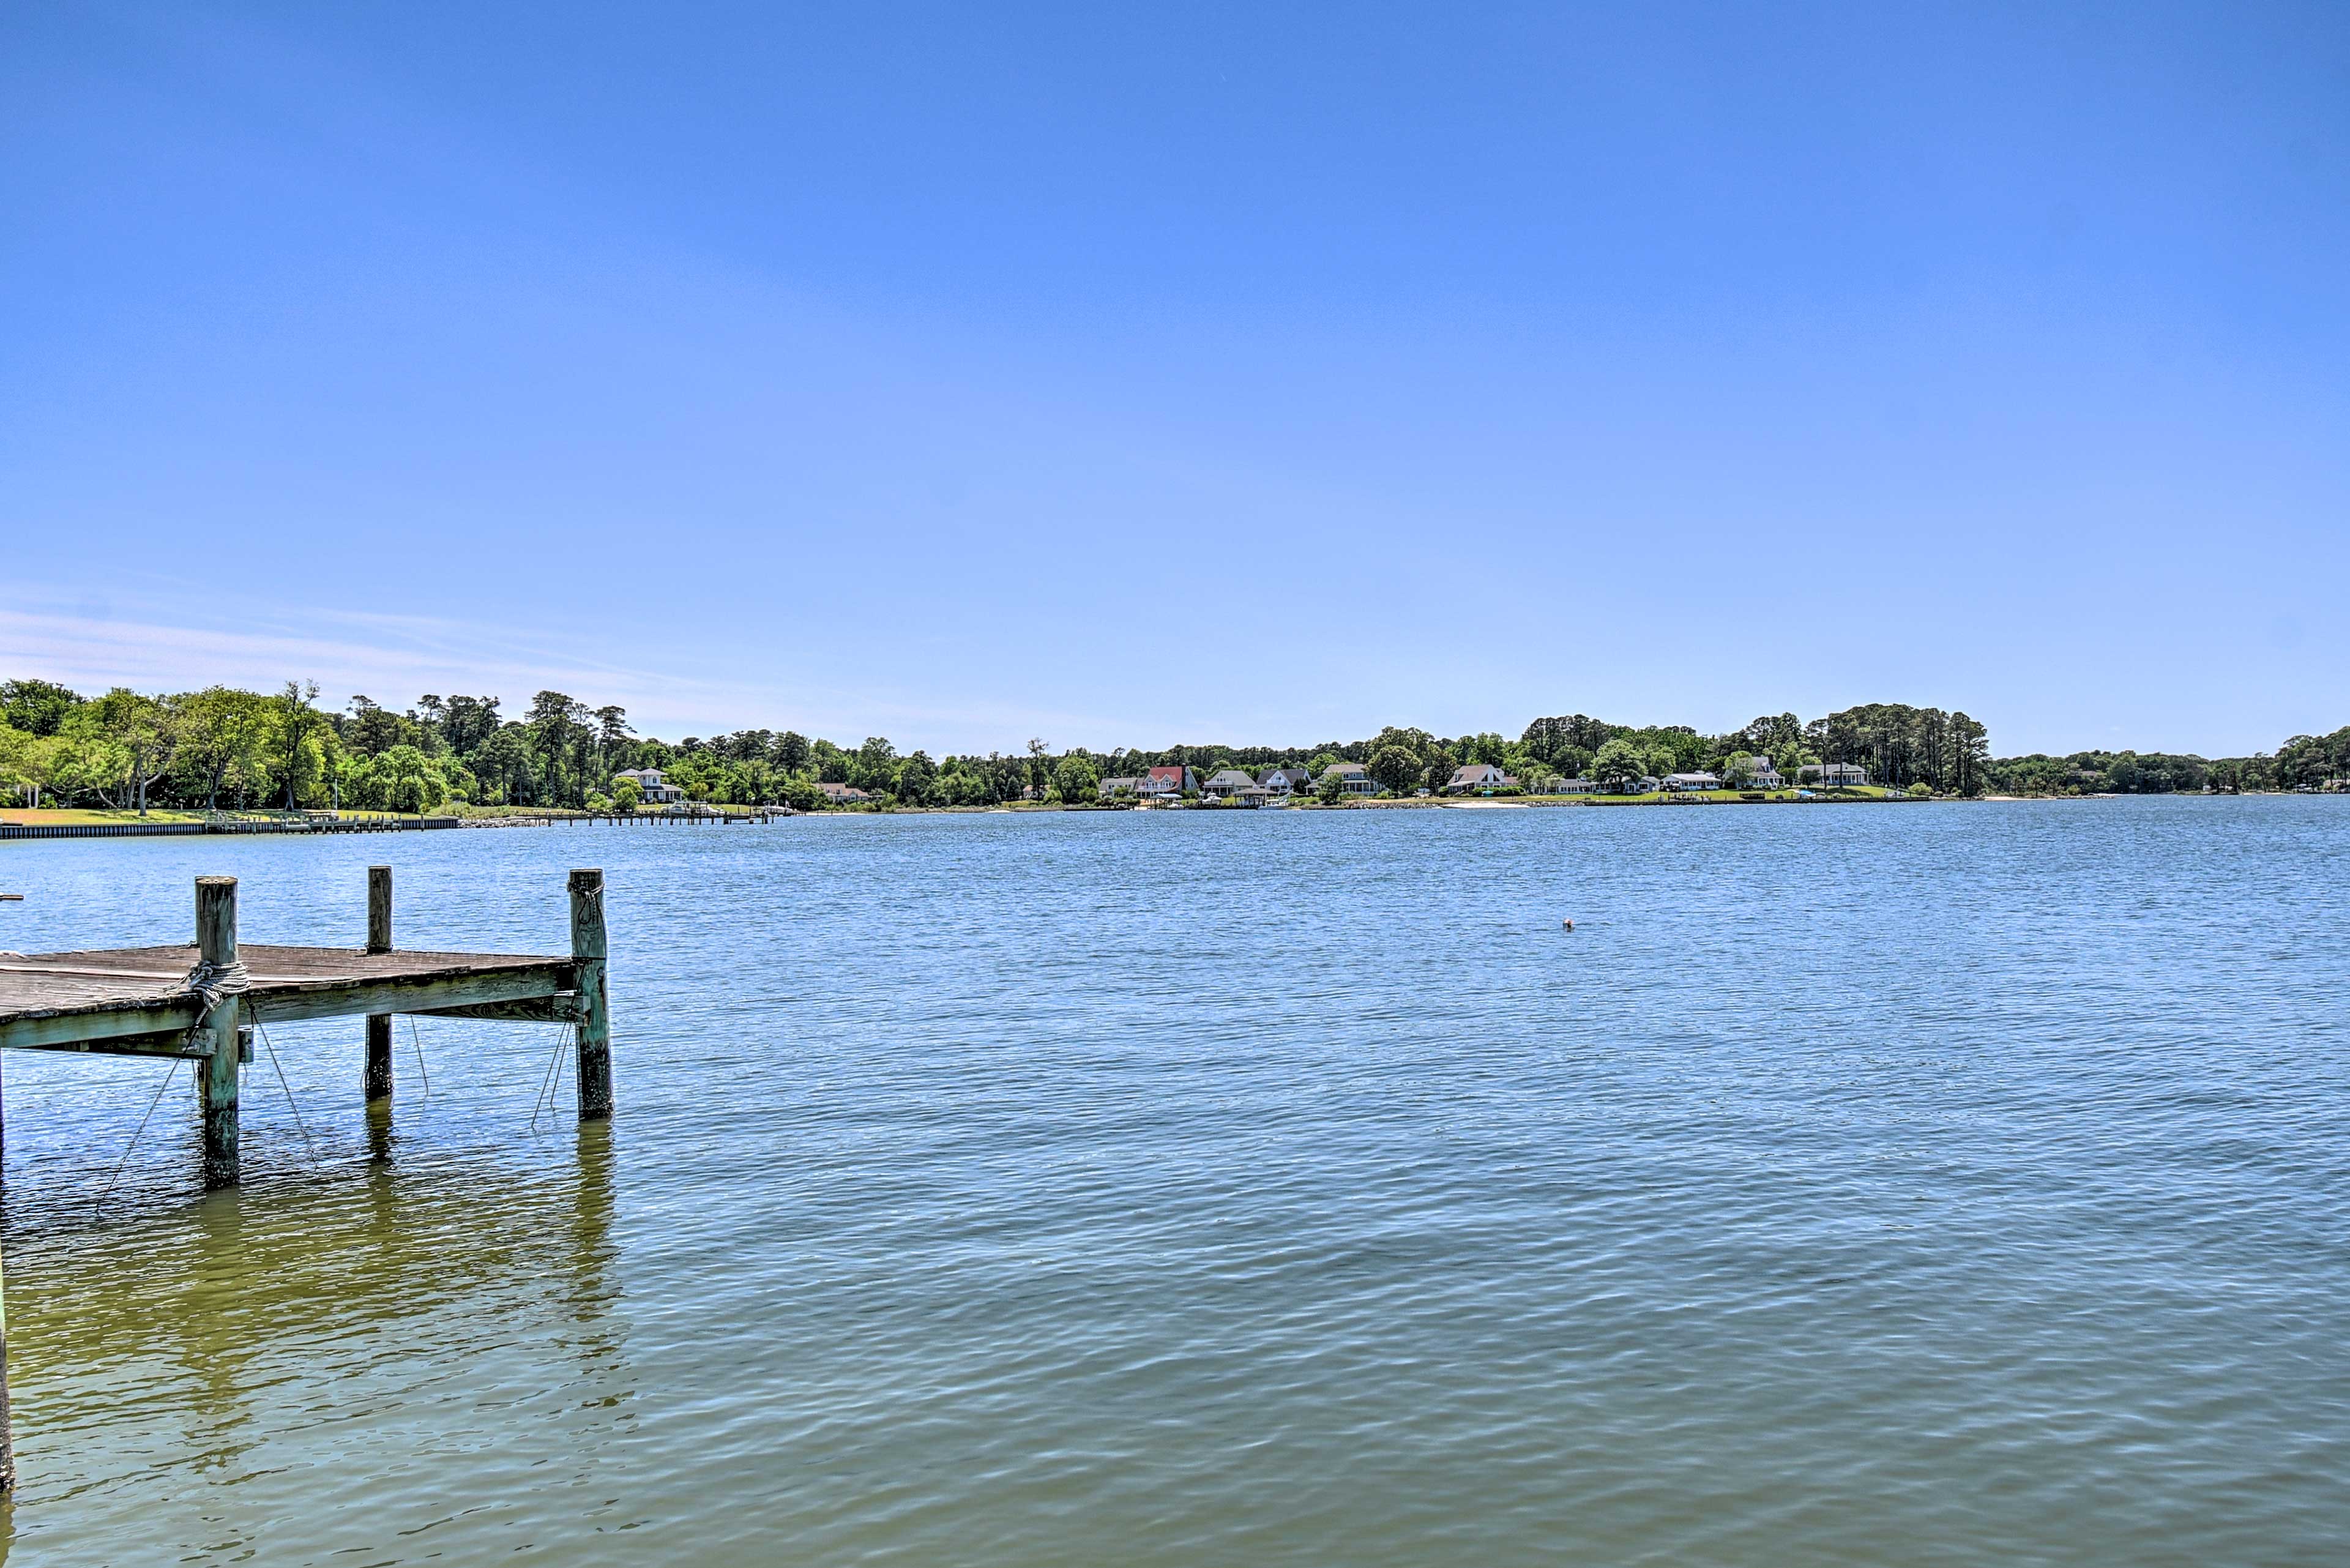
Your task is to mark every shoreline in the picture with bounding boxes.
[9,791,2326,840]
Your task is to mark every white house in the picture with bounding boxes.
[1140,765,1198,799]
[1259,767,1312,796]
[1446,763,1518,794]
[1800,763,1868,788]
[1098,775,1144,801]
[1201,769,1257,799]
[1662,772,1723,793]
[1747,755,1785,790]
[1543,777,1598,794]
[613,767,684,804]
[1318,762,1375,795]
[817,782,870,805]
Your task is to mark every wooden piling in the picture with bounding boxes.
[0,905,29,1490]
[0,897,13,1160]
[569,869,611,1119]
[0,1243,13,1495]
[196,876,242,1187]
[364,865,394,1101]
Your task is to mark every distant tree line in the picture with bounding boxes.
[1520,703,1994,796]
[1989,725,2350,796]
[6,671,2335,813]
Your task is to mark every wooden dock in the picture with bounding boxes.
[0,865,614,1493]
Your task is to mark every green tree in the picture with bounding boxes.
[610,777,643,812]
[527,690,591,805]
[1592,738,1646,793]
[851,736,899,792]
[88,688,181,815]
[895,750,939,805]
[1026,737,1051,802]
[1315,768,1348,804]
[1423,746,1458,794]
[0,723,54,808]
[271,680,327,808]
[665,751,718,802]
[48,731,132,806]
[1368,744,1421,796]
[376,744,447,814]
[1053,752,1100,804]
[0,678,85,737]
[1951,714,1992,796]
[438,695,503,757]
[328,745,367,813]
[343,695,408,757]
[181,685,273,811]
[471,724,535,805]
[1462,731,1509,767]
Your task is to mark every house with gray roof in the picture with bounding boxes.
[1446,763,1518,794]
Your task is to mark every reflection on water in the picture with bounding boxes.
[0,800,2346,1564]
[1,1114,624,1562]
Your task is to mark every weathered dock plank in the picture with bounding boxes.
[0,947,578,1048]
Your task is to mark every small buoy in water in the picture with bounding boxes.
[1561,917,1574,930]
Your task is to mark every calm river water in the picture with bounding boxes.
[0,797,2343,1564]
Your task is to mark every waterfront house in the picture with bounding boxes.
[1140,765,1198,799]
[1317,761,1375,795]
[1800,763,1868,788]
[1662,772,1723,793]
[1097,775,1143,801]
[613,767,685,804]
[1201,769,1258,799]
[1543,777,1597,794]
[817,782,871,805]
[1259,767,1312,796]
[1446,763,1518,794]
[1748,755,1785,789]
[1636,776,1662,794]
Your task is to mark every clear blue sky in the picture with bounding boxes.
[4,3,2344,756]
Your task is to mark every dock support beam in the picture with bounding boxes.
[364,865,393,1101]
[570,869,611,1119]
[197,875,242,1188]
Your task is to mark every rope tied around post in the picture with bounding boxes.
[180,956,250,1010]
